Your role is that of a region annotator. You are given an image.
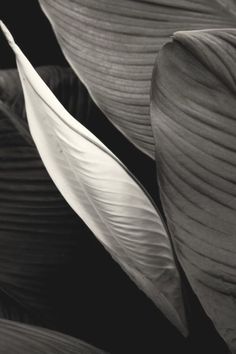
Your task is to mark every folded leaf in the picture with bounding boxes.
[0,66,70,102]
[0,69,95,320]
[0,65,84,112]
[1,64,152,337]
[0,319,107,353]
[1,66,160,207]
[38,0,236,158]
[0,22,188,336]
[0,68,21,102]
[150,28,236,352]
[0,64,167,351]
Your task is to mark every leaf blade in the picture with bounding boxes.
[1,21,188,335]
[0,64,112,329]
[150,28,236,351]
[0,319,107,353]
[39,0,236,158]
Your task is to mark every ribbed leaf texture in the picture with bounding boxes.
[0,64,169,352]
[151,29,236,353]
[38,0,236,158]
[0,65,97,320]
[0,22,188,336]
[0,319,107,353]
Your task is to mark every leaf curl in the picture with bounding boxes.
[0,63,165,351]
[0,66,96,322]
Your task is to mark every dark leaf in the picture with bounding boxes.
[1,22,188,336]
[39,0,236,158]
[151,28,236,352]
[0,319,107,353]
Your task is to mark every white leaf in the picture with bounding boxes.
[0,22,188,336]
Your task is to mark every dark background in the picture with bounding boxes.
[0,1,230,353]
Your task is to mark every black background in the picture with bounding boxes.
[0,1,230,353]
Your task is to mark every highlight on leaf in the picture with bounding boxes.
[0,64,102,326]
[150,28,236,352]
[38,0,236,158]
[0,62,164,352]
[0,21,188,336]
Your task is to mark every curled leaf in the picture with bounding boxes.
[151,28,236,352]
[0,21,187,335]
[39,0,236,158]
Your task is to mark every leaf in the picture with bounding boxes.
[38,0,236,158]
[150,28,236,352]
[0,65,84,114]
[0,65,166,351]
[0,22,188,336]
[0,68,21,103]
[0,64,146,336]
[0,319,107,353]
[0,69,96,321]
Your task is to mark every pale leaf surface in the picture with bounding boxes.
[0,22,187,335]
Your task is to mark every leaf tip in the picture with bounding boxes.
[0,21,16,49]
